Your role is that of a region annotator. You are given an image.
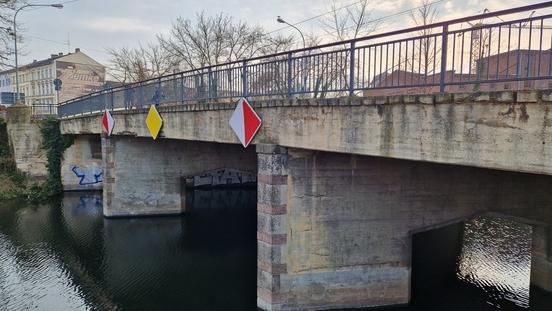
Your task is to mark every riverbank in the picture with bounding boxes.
[0,117,72,200]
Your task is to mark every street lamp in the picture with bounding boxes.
[13,3,63,104]
[277,16,308,94]
[276,16,305,49]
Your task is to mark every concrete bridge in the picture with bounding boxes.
[9,3,552,310]
[54,89,552,311]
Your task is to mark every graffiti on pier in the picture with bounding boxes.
[71,166,103,185]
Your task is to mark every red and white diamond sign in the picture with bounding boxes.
[229,98,262,148]
[102,109,114,136]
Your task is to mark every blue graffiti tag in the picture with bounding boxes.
[71,166,103,185]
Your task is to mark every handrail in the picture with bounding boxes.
[60,1,552,106]
[58,2,552,118]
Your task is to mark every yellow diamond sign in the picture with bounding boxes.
[146,105,163,140]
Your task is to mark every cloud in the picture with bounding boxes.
[81,17,157,33]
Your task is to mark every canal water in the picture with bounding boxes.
[0,190,551,310]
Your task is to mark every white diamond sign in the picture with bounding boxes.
[102,109,114,136]
[229,98,262,148]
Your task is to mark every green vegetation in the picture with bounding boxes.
[40,117,73,196]
[0,117,72,200]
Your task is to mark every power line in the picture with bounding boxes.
[268,0,446,37]
[26,34,110,55]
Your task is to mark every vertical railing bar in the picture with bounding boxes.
[497,26,502,79]
[440,24,449,92]
[391,43,395,86]
[527,19,533,77]
[242,60,248,97]
[468,29,473,80]
[507,24,512,77]
[486,27,492,81]
[287,52,292,97]
[355,49,364,89]
[379,46,383,87]
[404,40,408,86]
[418,38,422,85]
[398,41,402,86]
[451,32,456,83]
[460,31,465,83]
[538,18,543,77]
[477,28,483,82]
[432,35,437,84]
[362,48,366,88]
[411,39,415,85]
[349,41,356,95]
[517,22,522,77]
[367,47,371,88]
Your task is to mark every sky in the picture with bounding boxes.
[15,0,544,75]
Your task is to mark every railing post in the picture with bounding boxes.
[287,52,293,96]
[439,24,449,93]
[180,73,185,104]
[349,41,356,96]
[208,67,213,99]
[242,60,248,97]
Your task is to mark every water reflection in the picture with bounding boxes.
[0,189,257,311]
[1,191,551,310]
[457,216,532,308]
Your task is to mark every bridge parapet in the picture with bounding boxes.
[62,90,552,176]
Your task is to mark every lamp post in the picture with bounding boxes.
[277,16,307,94]
[277,16,306,49]
[13,3,63,105]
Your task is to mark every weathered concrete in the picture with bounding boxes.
[102,136,256,217]
[61,135,103,191]
[5,105,48,179]
[257,144,552,311]
[185,168,256,188]
[61,91,552,176]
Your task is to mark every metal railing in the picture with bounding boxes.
[31,103,57,118]
[59,2,552,118]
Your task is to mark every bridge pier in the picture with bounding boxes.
[62,135,103,191]
[532,226,552,292]
[101,136,256,217]
[256,144,552,311]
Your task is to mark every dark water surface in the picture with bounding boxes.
[0,190,551,310]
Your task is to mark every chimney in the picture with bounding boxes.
[51,54,56,58]
[58,52,63,56]
[75,48,80,53]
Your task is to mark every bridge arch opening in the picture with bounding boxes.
[410,212,552,310]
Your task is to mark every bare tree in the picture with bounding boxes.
[0,0,20,69]
[107,44,178,83]
[316,0,379,97]
[409,0,439,76]
[322,0,379,42]
[158,12,269,70]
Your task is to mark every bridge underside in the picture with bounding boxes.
[101,137,256,217]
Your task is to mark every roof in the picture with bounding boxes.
[0,49,105,75]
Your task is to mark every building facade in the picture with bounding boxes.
[0,48,105,112]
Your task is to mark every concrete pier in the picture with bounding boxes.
[257,144,552,311]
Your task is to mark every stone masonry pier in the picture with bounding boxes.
[256,144,552,310]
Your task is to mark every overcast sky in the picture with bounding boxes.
[16,0,541,71]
